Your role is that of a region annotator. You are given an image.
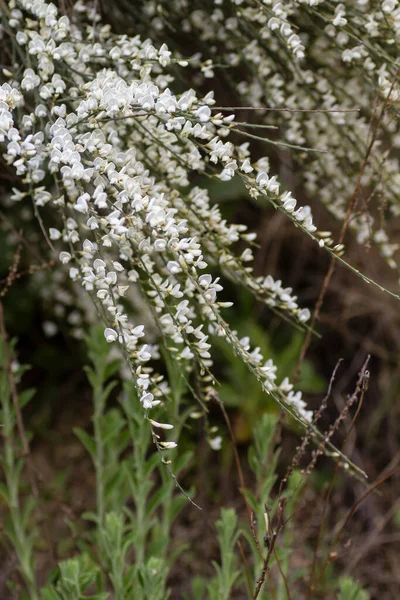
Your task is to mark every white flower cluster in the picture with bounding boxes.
[0,0,320,445]
[143,0,400,275]
[5,0,400,445]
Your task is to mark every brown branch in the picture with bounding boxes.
[0,212,44,263]
[279,359,343,499]
[306,357,370,598]
[237,539,253,597]
[273,546,292,600]
[0,242,22,299]
[304,356,370,478]
[0,260,55,290]
[253,498,287,599]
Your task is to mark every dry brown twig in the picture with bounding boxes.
[304,356,370,479]
[253,498,287,599]
[0,242,22,299]
[279,359,343,500]
[315,463,400,594]
[306,356,370,598]
[237,539,253,596]
[0,213,55,292]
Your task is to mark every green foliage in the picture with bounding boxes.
[38,326,193,599]
[209,509,241,600]
[0,329,372,599]
[0,337,38,599]
[41,554,108,600]
[337,576,370,600]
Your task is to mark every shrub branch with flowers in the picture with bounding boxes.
[1,0,324,438]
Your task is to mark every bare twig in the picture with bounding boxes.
[280,360,343,497]
[306,358,370,598]
[304,356,370,478]
[0,242,22,299]
[0,212,44,263]
[237,538,253,597]
[253,498,287,599]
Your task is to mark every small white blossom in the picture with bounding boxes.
[104,328,118,343]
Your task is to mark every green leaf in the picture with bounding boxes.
[81,511,98,524]
[337,576,370,600]
[74,427,96,460]
[104,358,121,381]
[21,496,36,528]
[40,589,62,600]
[19,388,36,408]
[101,409,125,444]
[101,380,118,406]
[83,366,98,391]
[0,482,9,502]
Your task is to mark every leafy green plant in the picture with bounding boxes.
[209,509,241,600]
[40,326,192,599]
[337,576,370,600]
[0,336,38,600]
[0,327,373,600]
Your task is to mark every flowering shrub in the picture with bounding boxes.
[3,0,399,438]
[0,0,399,597]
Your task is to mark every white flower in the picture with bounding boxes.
[69,267,79,280]
[158,43,171,67]
[281,192,297,213]
[159,441,178,449]
[16,31,28,45]
[132,325,145,338]
[382,0,397,13]
[43,321,58,337]
[167,261,181,274]
[256,171,270,187]
[241,159,253,173]
[104,328,118,343]
[49,228,62,240]
[195,105,211,123]
[74,195,89,214]
[59,251,71,264]
[149,420,174,430]
[209,436,222,450]
[141,392,155,409]
[137,345,152,361]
